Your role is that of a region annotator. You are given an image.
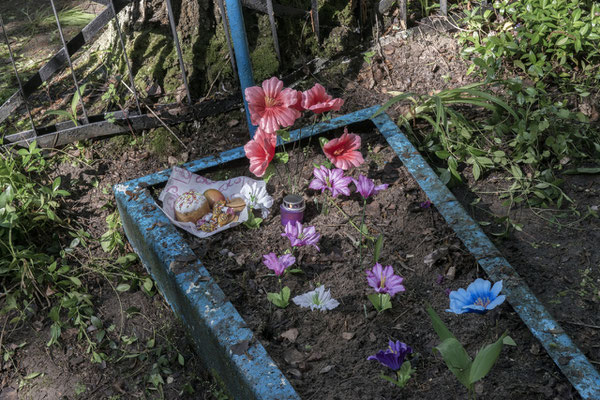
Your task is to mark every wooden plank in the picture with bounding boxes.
[4,97,241,148]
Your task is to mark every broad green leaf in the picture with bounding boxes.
[116,283,131,292]
[69,276,82,287]
[281,286,290,303]
[278,129,291,141]
[318,136,329,149]
[262,164,276,184]
[24,372,42,380]
[555,37,568,46]
[90,315,103,329]
[502,336,516,346]
[473,163,481,181]
[143,278,153,292]
[368,293,392,313]
[469,333,510,384]
[274,152,289,164]
[373,234,384,263]
[435,338,472,389]
[426,305,456,341]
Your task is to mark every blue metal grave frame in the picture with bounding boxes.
[114,107,600,399]
[113,0,600,397]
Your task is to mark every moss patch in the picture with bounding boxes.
[147,127,181,159]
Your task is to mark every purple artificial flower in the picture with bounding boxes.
[366,263,406,297]
[420,200,432,209]
[352,174,388,199]
[308,165,353,198]
[368,340,412,371]
[281,221,321,251]
[262,252,296,276]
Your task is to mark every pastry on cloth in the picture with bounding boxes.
[174,190,210,223]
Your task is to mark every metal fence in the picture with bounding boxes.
[0,0,484,148]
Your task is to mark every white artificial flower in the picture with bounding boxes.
[240,182,273,218]
[292,286,339,312]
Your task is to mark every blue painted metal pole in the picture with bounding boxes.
[225,0,257,138]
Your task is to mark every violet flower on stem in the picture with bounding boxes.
[368,340,415,388]
[262,252,294,308]
[366,263,406,313]
[352,174,388,267]
[262,252,295,276]
[281,221,321,251]
[308,165,352,198]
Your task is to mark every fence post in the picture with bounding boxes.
[109,0,142,115]
[50,0,89,125]
[225,0,256,138]
[0,14,37,136]
[165,0,193,105]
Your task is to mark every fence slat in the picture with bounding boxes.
[0,0,131,125]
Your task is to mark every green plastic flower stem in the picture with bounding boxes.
[279,139,293,194]
[294,114,319,193]
[328,197,375,241]
[359,197,366,267]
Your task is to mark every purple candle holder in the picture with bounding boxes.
[280,194,305,226]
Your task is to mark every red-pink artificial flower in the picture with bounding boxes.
[290,89,305,112]
[245,77,301,134]
[322,128,364,170]
[301,83,344,114]
[244,127,276,177]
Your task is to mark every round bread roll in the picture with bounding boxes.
[204,189,226,207]
[174,190,210,223]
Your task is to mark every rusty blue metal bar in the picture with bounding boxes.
[371,111,600,400]
[116,106,600,399]
[216,0,238,77]
[225,0,256,138]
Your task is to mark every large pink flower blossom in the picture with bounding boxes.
[290,90,305,112]
[301,83,344,114]
[245,77,301,134]
[322,128,364,170]
[244,127,276,177]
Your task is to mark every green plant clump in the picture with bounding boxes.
[380,0,600,213]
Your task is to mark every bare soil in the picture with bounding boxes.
[176,124,580,400]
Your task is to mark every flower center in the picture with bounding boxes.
[333,148,344,156]
[380,275,387,288]
[312,293,321,305]
[265,96,280,108]
[474,297,491,307]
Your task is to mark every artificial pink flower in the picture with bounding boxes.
[322,128,364,170]
[244,127,276,177]
[245,77,301,134]
[301,83,344,114]
[290,90,305,112]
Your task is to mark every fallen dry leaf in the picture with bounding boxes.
[280,328,299,343]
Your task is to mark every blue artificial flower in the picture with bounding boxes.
[446,278,506,314]
[367,340,412,371]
